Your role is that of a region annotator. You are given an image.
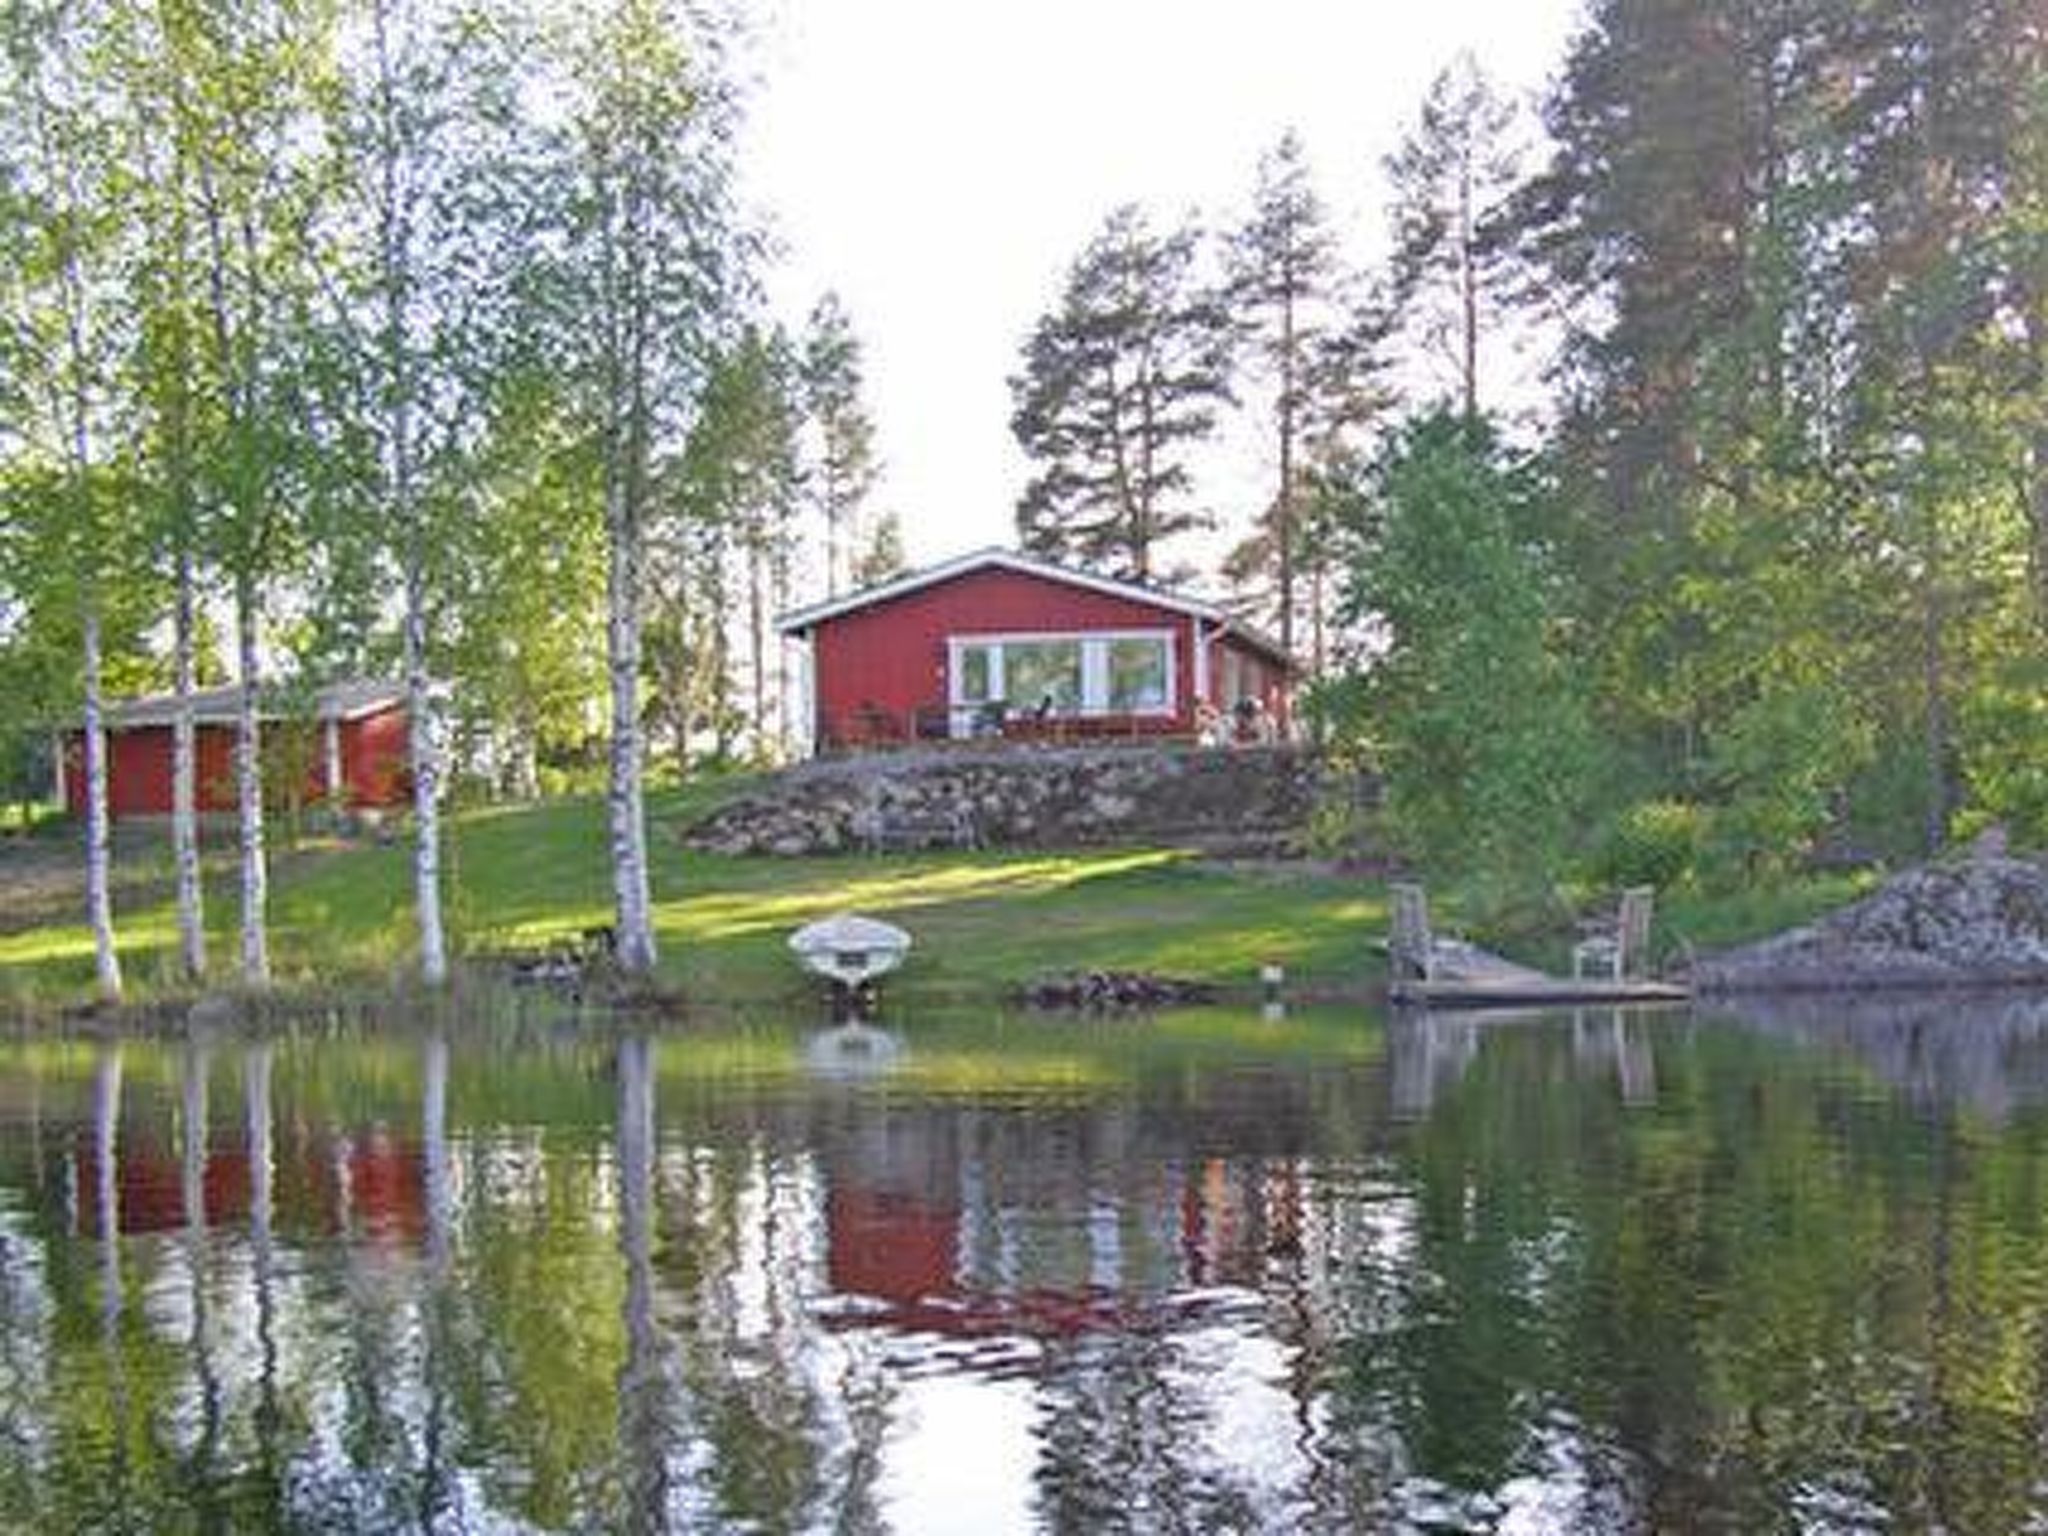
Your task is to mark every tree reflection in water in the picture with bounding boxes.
[0,1002,2044,1530]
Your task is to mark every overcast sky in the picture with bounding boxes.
[738,0,1586,570]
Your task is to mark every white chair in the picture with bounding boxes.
[1572,886,1655,981]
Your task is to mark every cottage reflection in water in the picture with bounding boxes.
[7,1002,2048,1531]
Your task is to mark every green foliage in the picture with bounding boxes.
[1339,411,1600,883]
[1956,660,2048,847]
[1594,798,1707,891]
[1498,0,2047,877]
[1701,681,1875,883]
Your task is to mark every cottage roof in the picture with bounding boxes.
[99,678,410,729]
[776,546,1293,668]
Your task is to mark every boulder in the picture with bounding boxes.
[1695,855,2048,992]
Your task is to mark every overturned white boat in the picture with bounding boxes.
[789,913,913,989]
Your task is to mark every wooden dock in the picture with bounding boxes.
[1387,938,1689,1009]
[1390,974,1691,1008]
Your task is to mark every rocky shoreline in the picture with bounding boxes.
[1694,855,2048,993]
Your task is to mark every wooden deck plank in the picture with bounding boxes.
[1390,975,1691,1008]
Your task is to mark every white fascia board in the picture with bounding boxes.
[776,547,1229,635]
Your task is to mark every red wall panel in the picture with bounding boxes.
[65,703,410,818]
[810,567,1205,745]
[341,705,410,807]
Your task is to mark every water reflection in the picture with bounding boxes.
[1709,989,2048,1120]
[1388,1007,1662,1118]
[0,1003,2047,1530]
[805,1022,907,1082]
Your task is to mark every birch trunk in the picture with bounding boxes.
[607,460,658,974]
[172,544,206,980]
[371,0,447,986]
[405,582,446,983]
[81,602,123,1003]
[234,578,270,984]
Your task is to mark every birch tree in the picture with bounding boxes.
[1,0,131,1001]
[546,0,737,975]
[179,0,333,984]
[325,0,520,983]
[126,0,213,981]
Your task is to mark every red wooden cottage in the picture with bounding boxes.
[777,547,1294,754]
[63,678,412,821]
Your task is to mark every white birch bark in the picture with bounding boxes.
[607,462,658,973]
[81,604,123,1002]
[172,546,206,980]
[368,0,448,985]
[405,593,446,983]
[234,581,270,985]
[42,93,122,1004]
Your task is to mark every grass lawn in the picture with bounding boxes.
[0,781,1383,1014]
[0,777,1881,1019]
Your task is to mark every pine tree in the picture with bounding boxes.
[800,292,877,597]
[1384,52,1525,421]
[1226,134,1386,670]
[850,509,906,588]
[1010,204,1232,580]
[1507,0,2048,858]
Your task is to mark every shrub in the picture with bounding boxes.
[1956,662,2048,849]
[1596,798,1706,890]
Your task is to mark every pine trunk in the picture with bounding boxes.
[2033,429,2048,633]
[1276,289,1297,663]
[825,501,841,598]
[172,544,206,981]
[1459,155,1479,422]
[749,545,766,755]
[81,601,123,1003]
[234,577,270,984]
[1920,562,1951,856]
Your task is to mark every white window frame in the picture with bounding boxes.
[948,629,1178,736]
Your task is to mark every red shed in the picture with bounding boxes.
[777,547,1294,753]
[63,679,412,821]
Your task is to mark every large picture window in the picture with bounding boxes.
[1107,637,1169,711]
[1004,639,1084,711]
[950,630,1174,731]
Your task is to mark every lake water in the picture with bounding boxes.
[4,996,2048,1533]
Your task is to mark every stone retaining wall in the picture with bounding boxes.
[678,744,1332,856]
